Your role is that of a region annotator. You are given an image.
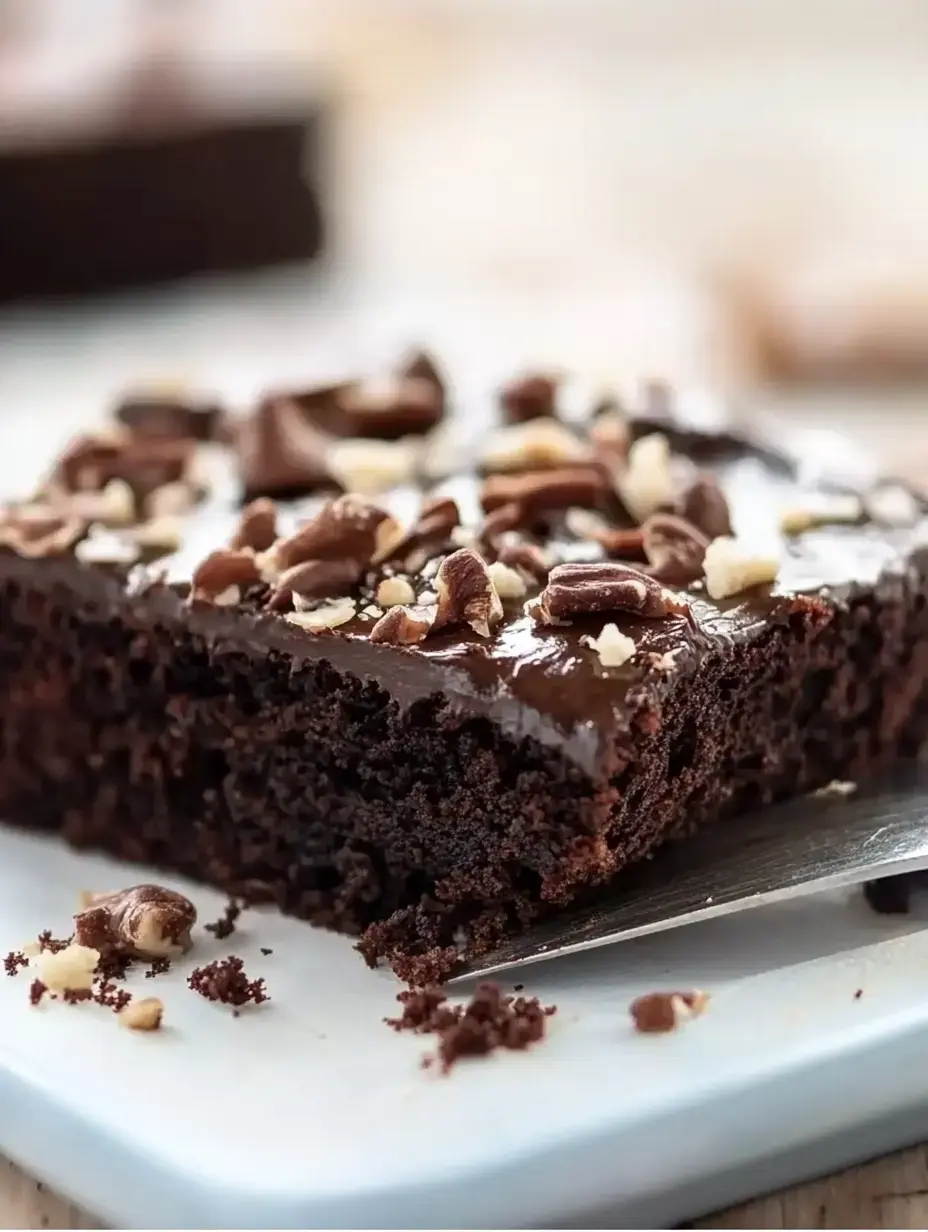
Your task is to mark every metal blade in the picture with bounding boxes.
[451,769,928,982]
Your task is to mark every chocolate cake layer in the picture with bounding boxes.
[0,369,926,981]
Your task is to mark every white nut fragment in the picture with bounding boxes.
[75,529,138,566]
[703,536,779,600]
[487,560,527,600]
[327,438,418,495]
[812,779,858,799]
[146,481,196,519]
[119,997,164,1031]
[376,576,416,608]
[584,622,637,668]
[616,433,674,522]
[213,584,241,607]
[70,478,136,528]
[38,944,100,993]
[480,419,590,473]
[285,598,356,631]
[779,494,862,535]
[564,507,611,541]
[130,516,182,553]
[865,484,921,527]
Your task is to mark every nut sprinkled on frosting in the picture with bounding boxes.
[191,549,260,602]
[584,623,636,668]
[703,536,779,600]
[285,598,357,632]
[481,466,608,516]
[487,560,527,600]
[641,512,709,585]
[532,562,670,625]
[369,603,436,645]
[435,548,504,638]
[274,494,402,572]
[376,576,417,607]
[480,418,590,474]
[74,884,196,958]
[617,433,674,522]
[327,437,418,495]
[269,559,362,611]
[230,498,278,552]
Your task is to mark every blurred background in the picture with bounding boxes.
[0,0,926,479]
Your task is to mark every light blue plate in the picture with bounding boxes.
[2,826,928,1229]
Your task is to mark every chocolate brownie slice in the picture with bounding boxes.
[0,367,926,983]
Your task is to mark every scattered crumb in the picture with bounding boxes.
[187,956,269,1010]
[811,779,857,799]
[204,900,242,941]
[145,956,172,979]
[119,997,164,1031]
[260,947,273,956]
[96,951,134,981]
[37,930,71,955]
[61,988,94,1005]
[94,979,133,1013]
[629,990,709,1034]
[387,982,556,1072]
[28,979,47,1006]
[513,983,524,992]
[4,950,27,977]
[854,988,863,1000]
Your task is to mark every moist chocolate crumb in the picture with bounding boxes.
[187,955,269,1009]
[96,950,134,981]
[204,900,242,940]
[513,982,524,992]
[37,930,71,954]
[61,987,94,1005]
[29,979,47,1006]
[145,956,172,979]
[854,988,863,1000]
[387,981,555,1072]
[94,979,134,1012]
[260,947,273,956]
[4,950,27,976]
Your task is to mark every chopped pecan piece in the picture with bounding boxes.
[679,474,733,540]
[532,562,670,624]
[274,495,402,572]
[382,496,460,571]
[267,559,362,612]
[435,548,504,638]
[565,508,647,561]
[496,540,551,581]
[369,603,436,645]
[191,549,261,601]
[480,502,525,542]
[230,498,278,552]
[481,466,609,516]
[500,373,559,423]
[641,512,709,585]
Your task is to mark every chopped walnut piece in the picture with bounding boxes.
[435,548,504,637]
[532,562,669,624]
[678,474,733,540]
[119,997,164,1031]
[327,437,418,495]
[480,419,590,473]
[285,599,357,632]
[376,576,416,608]
[369,603,436,645]
[37,944,100,993]
[230,498,278,552]
[487,560,527,600]
[268,559,361,612]
[481,466,609,516]
[191,549,260,601]
[75,884,197,958]
[274,494,402,571]
[703,536,779,600]
[382,496,461,571]
[584,623,636,667]
[630,990,709,1034]
[616,433,674,523]
[641,512,709,585]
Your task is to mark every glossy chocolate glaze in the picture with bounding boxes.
[7,403,928,777]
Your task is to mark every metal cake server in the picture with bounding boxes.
[451,769,928,982]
